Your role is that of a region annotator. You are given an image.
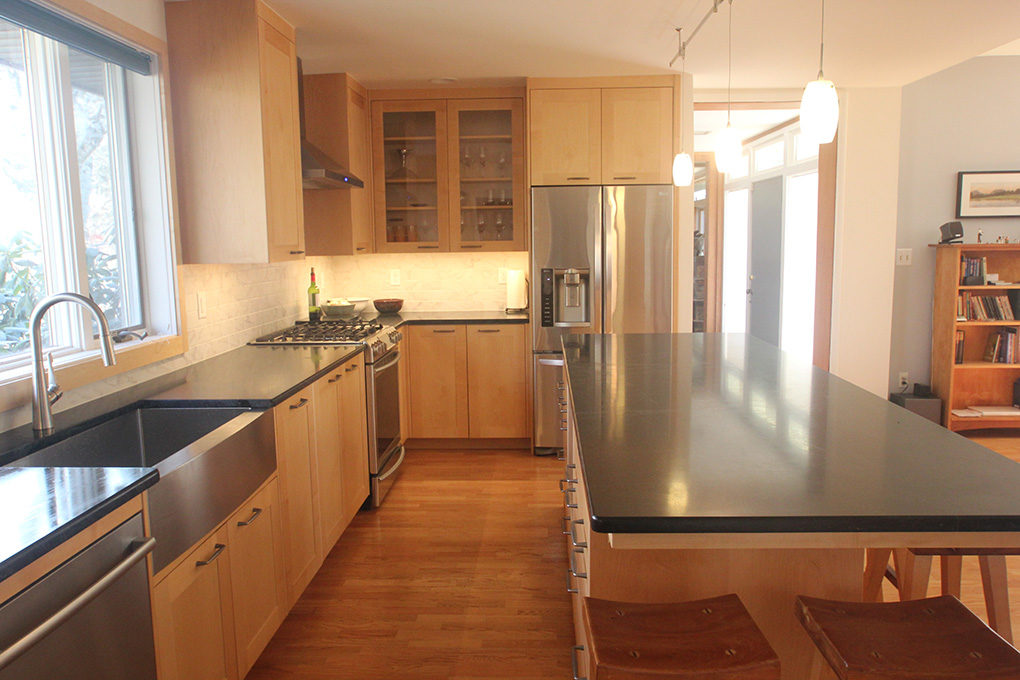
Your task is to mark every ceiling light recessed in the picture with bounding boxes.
[430,77,458,85]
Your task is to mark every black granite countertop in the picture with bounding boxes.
[0,466,158,581]
[565,333,1020,535]
[355,310,529,325]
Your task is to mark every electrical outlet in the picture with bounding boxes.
[896,248,912,266]
[196,291,207,319]
[389,269,400,286]
[898,371,909,388]
[498,267,507,284]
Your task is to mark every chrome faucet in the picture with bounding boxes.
[30,293,116,434]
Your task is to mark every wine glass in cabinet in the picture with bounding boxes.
[448,99,525,252]
[372,100,449,252]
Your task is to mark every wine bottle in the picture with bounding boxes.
[308,267,321,322]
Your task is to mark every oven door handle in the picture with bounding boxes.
[372,350,401,374]
[377,446,405,481]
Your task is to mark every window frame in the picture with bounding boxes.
[0,0,186,413]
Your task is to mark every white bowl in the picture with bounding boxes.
[346,296,370,313]
[321,301,356,318]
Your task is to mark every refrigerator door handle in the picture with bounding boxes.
[591,189,603,335]
[603,187,618,334]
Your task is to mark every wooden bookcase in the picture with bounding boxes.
[931,243,1020,431]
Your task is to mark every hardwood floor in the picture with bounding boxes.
[247,449,574,680]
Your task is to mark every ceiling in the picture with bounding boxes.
[271,0,1020,90]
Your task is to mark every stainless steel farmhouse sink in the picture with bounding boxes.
[11,406,276,572]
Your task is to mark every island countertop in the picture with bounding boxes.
[565,333,1020,535]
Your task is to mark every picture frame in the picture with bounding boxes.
[957,171,1020,218]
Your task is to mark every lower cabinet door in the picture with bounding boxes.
[408,325,469,437]
[466,324,528,437]
[340,360,370,522]
[227,478,288,676]
[313,371,346,553]
[152,528,237,680]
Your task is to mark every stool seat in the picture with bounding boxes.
[583,594,780,679]
[796,594,1020,680]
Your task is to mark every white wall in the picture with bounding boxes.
[829,88,902,396]
[890,56,1020,393]
[84,0,166,41]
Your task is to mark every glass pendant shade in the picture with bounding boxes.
[713,125,742,175]
[672,152,694,187]
[800,77,839,144]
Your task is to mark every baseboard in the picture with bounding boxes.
[405,438,531,450]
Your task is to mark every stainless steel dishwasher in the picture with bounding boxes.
[0,513,157,679]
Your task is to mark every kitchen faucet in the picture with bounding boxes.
[30,292,116,435]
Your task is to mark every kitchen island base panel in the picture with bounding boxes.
[586,535,861,680]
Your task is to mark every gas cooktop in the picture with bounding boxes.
[249,318,384,345]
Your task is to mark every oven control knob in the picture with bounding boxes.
[389,330,402,343]
[372,340,384,355]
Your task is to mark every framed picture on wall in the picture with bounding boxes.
[957,171,1020,218]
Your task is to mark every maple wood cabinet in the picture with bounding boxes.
[529,85,674,185]
[302,73,375,255]
[407,324,527,439]
[312,370,346,551]
[339,360,371,523]
[166,0,304,264]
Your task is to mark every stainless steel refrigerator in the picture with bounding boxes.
[531,185,674,451]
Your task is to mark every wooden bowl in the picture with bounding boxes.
[373,298,404,313]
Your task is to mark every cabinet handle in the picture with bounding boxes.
[356,247,367,251]
[566,176,589,181]
[613,176,636,180]
[563,486,578,509]
[460,244,483,248]
[569,519,587,548]
[328,373,341,383]
[432,329,456,333]
[559,477,578,492]
[565,568,579,594]
[236,507,263,527]
[346,363,359,372]
[477,328,500,333]
[289,397,309,410]
[561,515,571,535]
[569,548,587,579]
[196,543,226,567]
[571,645,587,680]
[417,245,439,249]
[289,250,305,255]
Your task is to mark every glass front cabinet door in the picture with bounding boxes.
[448,99,525,252]
[372,100,450,252]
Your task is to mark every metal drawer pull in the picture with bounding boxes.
[461,244,483,248]
[356,247,367,251]
[569,548,587,579]
[558,477,578,491]
[566,176,589,181]
[561,515,571,535]
[236,507,263,527]
[0,537,155,672]
[477,329,500,333]
[565,568,578,594]
[570,519,587,548]
[327,373,341,383]
[417,245,439,249]
[566,463,576,470]
[289,250,305,255]
[563,486,578,509]
[614,176,637,180]
[571,645,587,680]
[432,329,456,333]
[289,397,309,410]
[346,363,359,372]
[196,543,226,567]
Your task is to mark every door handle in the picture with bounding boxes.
[289,397,309,410]
[196,543,226,567]
[236,507,263,527]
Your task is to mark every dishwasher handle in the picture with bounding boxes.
[0,536,155,671]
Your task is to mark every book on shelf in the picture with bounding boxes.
[955,329,965,364]
[960,256,988,284]
[956,291,1018,321]
[982,327,1019,363]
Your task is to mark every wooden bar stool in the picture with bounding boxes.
[862,547,1015,643]
[582,594,780,679]
[796,594,1020,680]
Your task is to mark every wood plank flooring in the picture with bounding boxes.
[249,434,1020,680]
[247,449,574,680]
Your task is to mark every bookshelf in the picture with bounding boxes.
[931,243,1020,432]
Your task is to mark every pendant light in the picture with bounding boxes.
[714,0,742,174]
[671,28,694,187]
[800,0,838,144]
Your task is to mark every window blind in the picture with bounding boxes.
[0,0,152,74]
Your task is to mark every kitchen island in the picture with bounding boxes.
[562,333,1020,680]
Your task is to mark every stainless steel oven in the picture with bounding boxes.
[366,341,404,507]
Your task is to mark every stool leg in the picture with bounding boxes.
[896,550,932,600]
[979,554,1013,644]
[863,548,891,601]
[940,555,962,598]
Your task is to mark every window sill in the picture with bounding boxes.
[0,333,187,413]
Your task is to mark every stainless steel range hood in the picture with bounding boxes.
[301,140,364,189]
[298,58,364,190]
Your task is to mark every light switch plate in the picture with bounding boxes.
[196,291,207,319]
[389,269,400,286]
[896,248,912,266]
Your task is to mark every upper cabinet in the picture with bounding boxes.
[371,95,526,253]
[302,73,375,255]
[529,82,675,185]
[167,0,304,264]
[528,88,601,186]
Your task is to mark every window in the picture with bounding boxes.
[0,5,177,376]
[753,139,785,172]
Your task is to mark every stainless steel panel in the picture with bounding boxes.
[370,445,405,508]
[0,515,157,680]
[367,351,401,475]
[531,186,602,351]
[533,353,566,449]
[603,185,674,334]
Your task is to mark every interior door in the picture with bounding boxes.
[748,176,783,346]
